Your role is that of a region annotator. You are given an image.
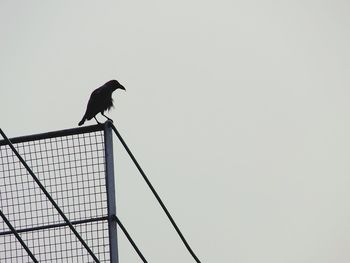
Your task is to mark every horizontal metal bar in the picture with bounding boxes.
[0,123,103,146]
[0,216,108,236]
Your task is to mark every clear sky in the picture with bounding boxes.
[1,1,350,262]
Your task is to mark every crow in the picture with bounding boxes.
[78,80,125,126]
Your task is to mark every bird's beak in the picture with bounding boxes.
[119,85,126,91]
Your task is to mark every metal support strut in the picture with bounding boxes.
[110,123,201,263]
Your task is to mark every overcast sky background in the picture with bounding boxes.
[1,1,350,262]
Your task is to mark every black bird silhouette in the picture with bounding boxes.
[78,80,125,126]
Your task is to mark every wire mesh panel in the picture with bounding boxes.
[0,124,117,263]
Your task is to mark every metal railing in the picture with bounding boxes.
[0,124,116,262]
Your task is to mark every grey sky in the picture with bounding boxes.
[1,1,350,262]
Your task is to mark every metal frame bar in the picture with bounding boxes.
[0,216,108,236]
[104,121,119,263]
[0,209,39,263]
[0,128,101,263]
[0,123,103,146]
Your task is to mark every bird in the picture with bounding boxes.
[78,80,125,126]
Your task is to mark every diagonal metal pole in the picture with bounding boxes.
[114,215,148,263]
[0,129,101,263]
[110,123,201,263]
[0,209,39,263]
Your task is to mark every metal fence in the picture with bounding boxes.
[0,123,118,263]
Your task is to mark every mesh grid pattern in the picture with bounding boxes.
[0,128,111,262]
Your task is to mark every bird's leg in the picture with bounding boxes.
[94,116,102,125]
[101,112,113,122]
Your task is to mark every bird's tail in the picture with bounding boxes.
[78,117,85,126]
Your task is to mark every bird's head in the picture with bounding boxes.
[106,79,126,91]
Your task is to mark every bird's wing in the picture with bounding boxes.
[83,87,104,119]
